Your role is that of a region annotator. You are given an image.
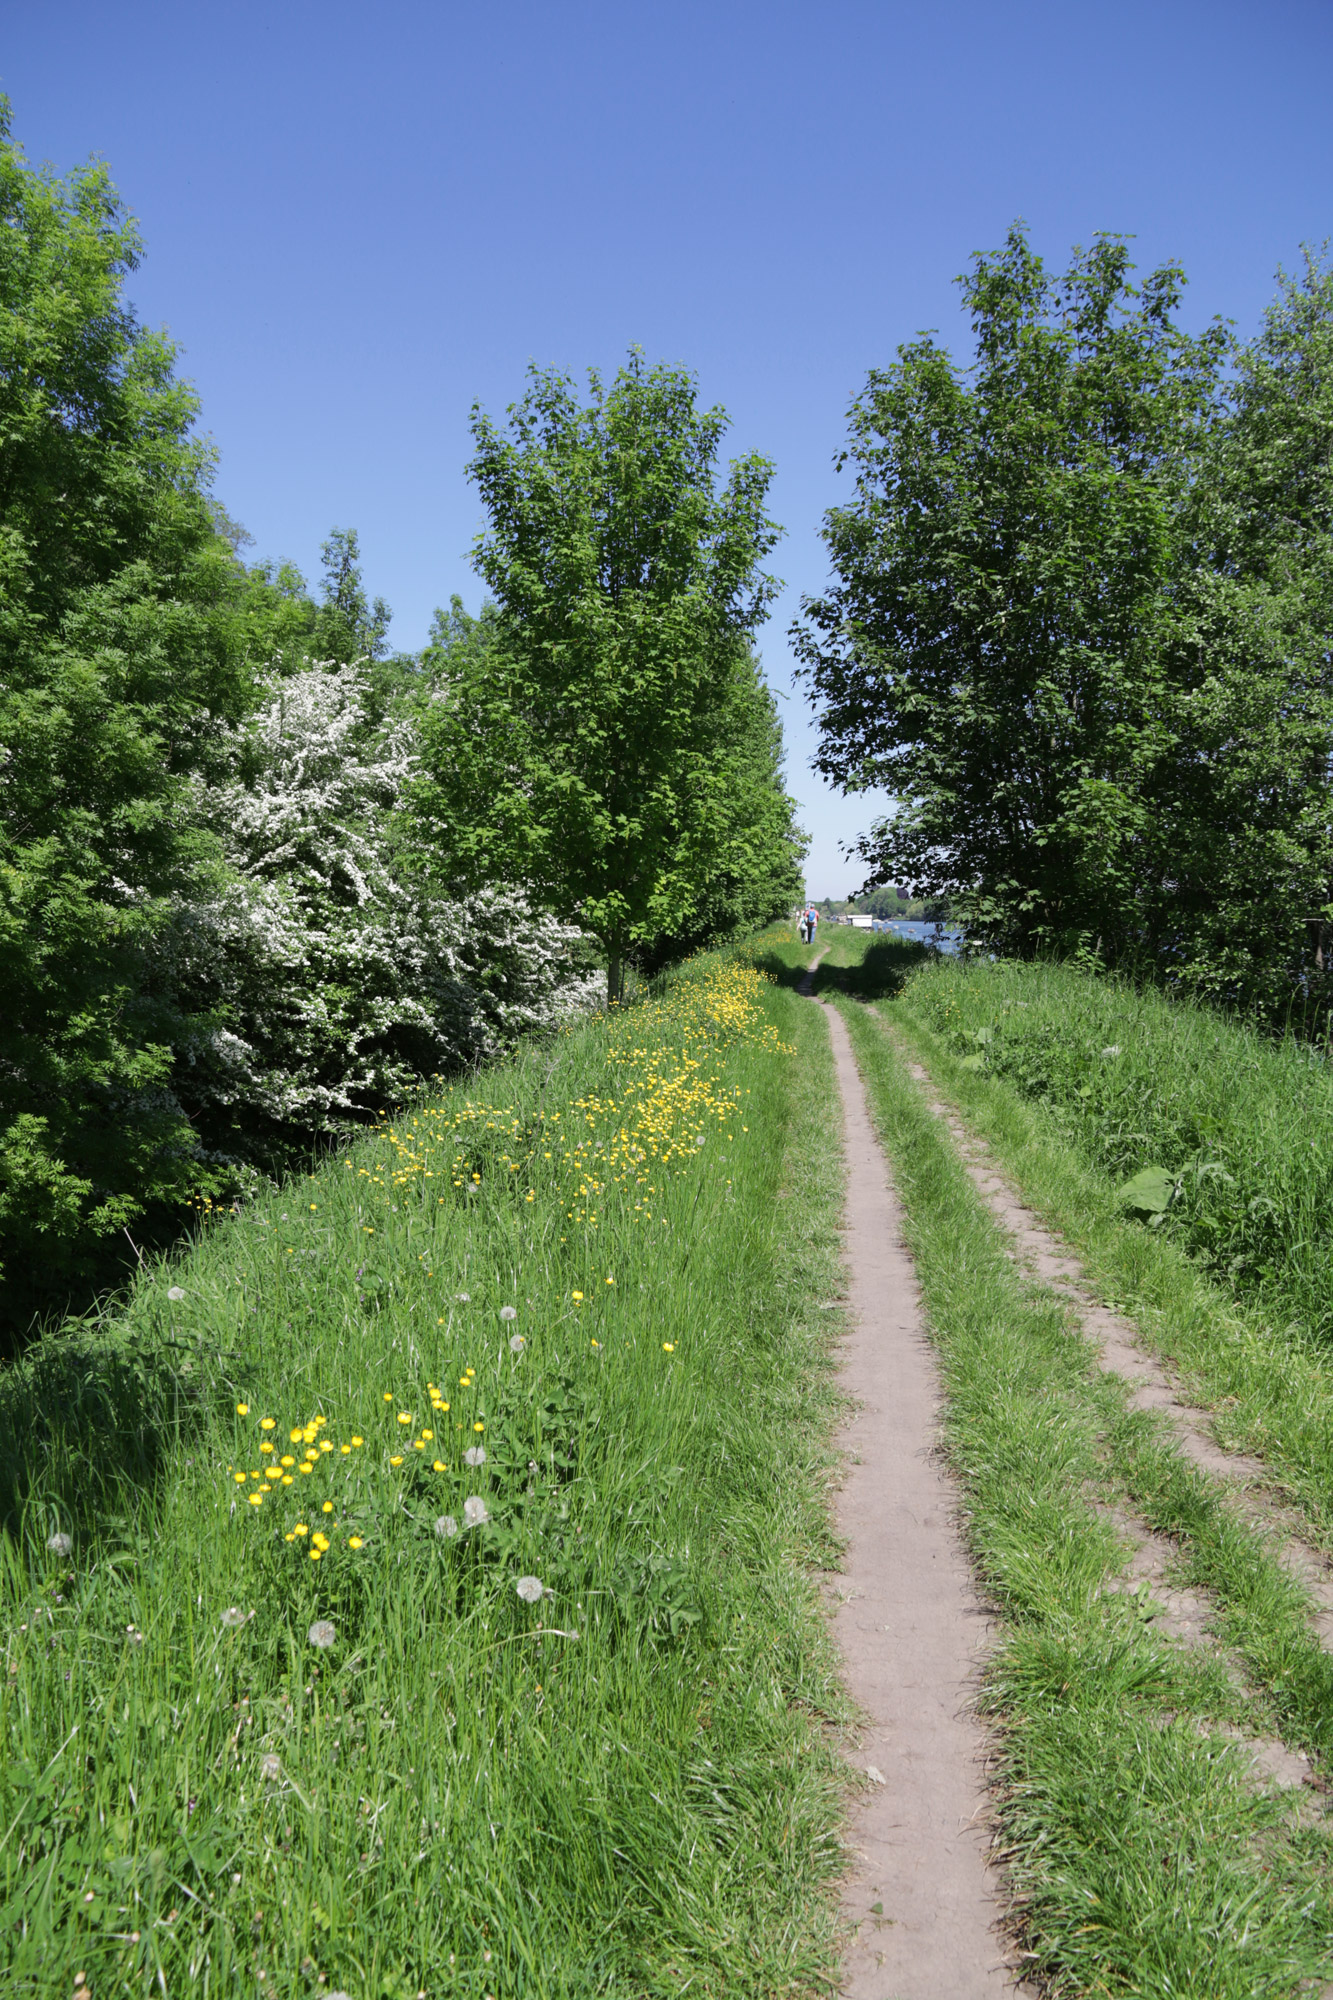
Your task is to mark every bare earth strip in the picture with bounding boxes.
[813,988,1022,1999]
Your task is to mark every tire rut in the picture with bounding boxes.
[874,1013,1333,1673]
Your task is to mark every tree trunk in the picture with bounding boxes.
[607,949,623,1008]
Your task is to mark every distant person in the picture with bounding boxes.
[807,905,819,942]
[798,911,809,944]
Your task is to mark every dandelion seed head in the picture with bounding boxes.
[499,1305,517,1322]
[221,1607,246,1628]
[463,1496,489,1528]
[261,1753,282,1780]
[45,1533,71,1557]
[167,1286,186,1301]
[508,1334,525,1353]
[515,1575,543,1603]
[463,1445,486,1467]
[434,1515,458,1539]
[307,1620,336,1650]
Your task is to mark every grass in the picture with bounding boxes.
[880,956,1333,1544]
[0,939,851,1999]
[825,983,1333,1996]
[903,954,1333,1345]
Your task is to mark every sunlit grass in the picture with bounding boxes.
[0,939,848,1998]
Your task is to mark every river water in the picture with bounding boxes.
[864,919,963,957]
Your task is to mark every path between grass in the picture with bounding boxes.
[876,1018,1333,1797]
[812,988,1021,1997]
[888,1029,1333,1656]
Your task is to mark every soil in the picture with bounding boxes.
[813,984,1024,1998]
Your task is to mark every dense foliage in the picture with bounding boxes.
[414,356,803,999]
[797,227,1333,1019]
[0,117,801,1338]
[171,660,599,1173]
[0,100,250,1324]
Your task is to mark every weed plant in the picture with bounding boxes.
[0,943,847,1999]
[901,957,1333,1345]
[882,979,1333,1539]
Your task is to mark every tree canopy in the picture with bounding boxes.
[412,354,797,996]
[796,226,1333,1017]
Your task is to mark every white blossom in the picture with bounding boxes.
[167,662,601,1148]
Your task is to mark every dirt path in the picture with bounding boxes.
[811,979,1020,1998]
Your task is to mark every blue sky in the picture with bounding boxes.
[6,0,1332,894]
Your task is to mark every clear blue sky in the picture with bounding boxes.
[6,0,1332,894]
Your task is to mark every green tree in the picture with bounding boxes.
[796,227,1226,960]
[627,643,806,971]
[1143,251,1333,1016]
[0,101,252,1328]
[414,354,784,997]
[311,527,392,663]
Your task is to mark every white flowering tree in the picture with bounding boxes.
[166,661,597,1170]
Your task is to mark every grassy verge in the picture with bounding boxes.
[899,954,1333,1345]
[833,992,1333,1998]
[0,942,848,2000]
[882,967,1333,1542]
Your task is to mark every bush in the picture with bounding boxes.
[170,659,600,1175]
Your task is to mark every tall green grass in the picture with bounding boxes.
[903,956,1333,1345]
[0,946,847,1998]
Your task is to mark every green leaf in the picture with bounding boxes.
[1116,1166,1177,1215]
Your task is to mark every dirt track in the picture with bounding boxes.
[810,978,1020,1997]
